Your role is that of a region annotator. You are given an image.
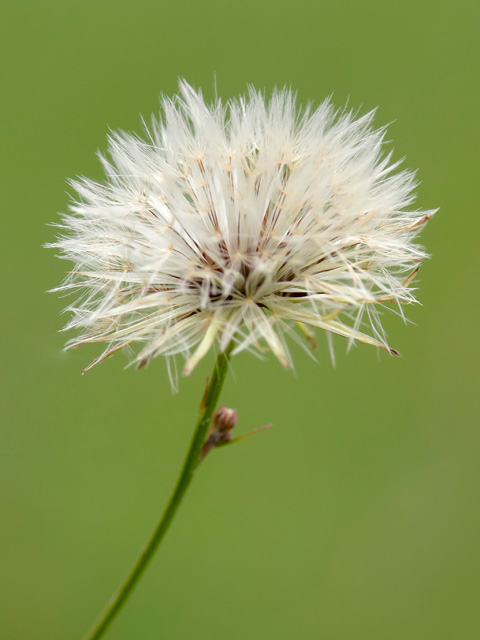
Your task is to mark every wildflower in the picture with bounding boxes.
[50,81,435,381]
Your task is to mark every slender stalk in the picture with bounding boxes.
[84,345,234,640]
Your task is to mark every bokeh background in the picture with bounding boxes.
[1,1,479,638]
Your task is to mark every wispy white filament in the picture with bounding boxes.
[50,81,435,383]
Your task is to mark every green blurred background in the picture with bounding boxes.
[1,1,479,638]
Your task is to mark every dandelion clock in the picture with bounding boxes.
[48,81,435,639]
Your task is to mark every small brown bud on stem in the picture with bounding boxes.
[198,406,271,465]
[213,405,238,432]
[199,405,238,463]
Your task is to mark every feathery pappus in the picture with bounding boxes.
[49,81,435,383]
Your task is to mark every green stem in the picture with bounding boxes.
[84,345,234,640]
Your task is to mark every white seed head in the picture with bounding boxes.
[49,81,435,384]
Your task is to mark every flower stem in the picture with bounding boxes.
[83,345,234,640]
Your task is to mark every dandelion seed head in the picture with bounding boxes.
[49,81,435,384]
